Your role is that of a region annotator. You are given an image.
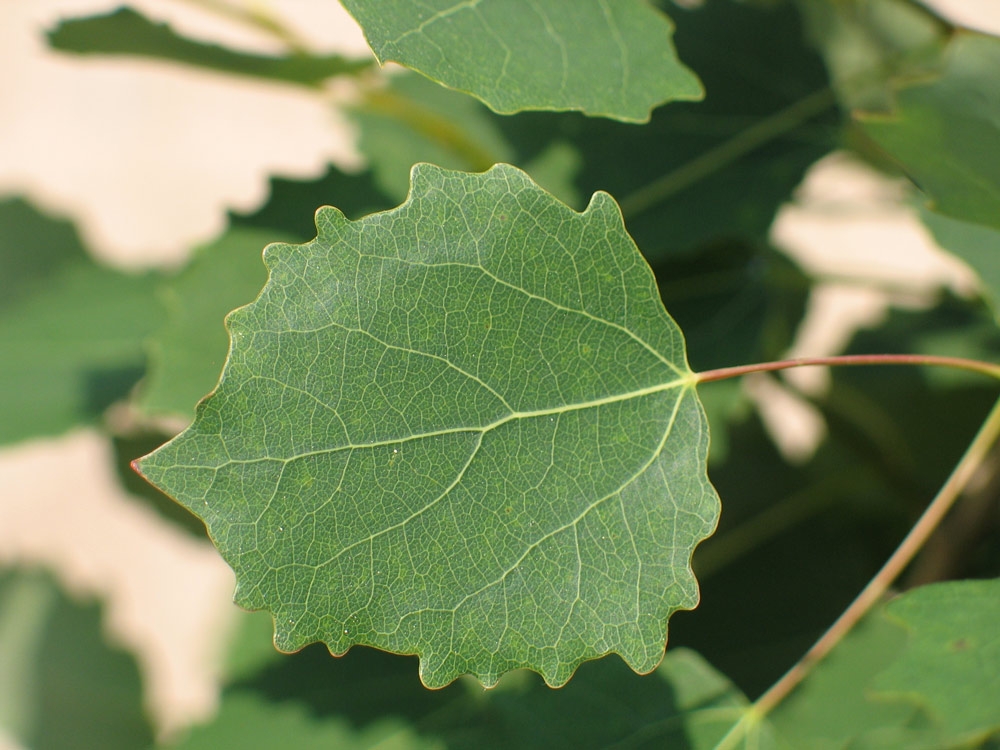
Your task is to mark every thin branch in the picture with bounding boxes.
[714,395,1000,748]
[695,354,1000,385]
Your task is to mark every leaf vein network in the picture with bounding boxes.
[429,386,687,618]
[361,254,686,379]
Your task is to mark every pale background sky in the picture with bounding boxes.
[1,1,998,745]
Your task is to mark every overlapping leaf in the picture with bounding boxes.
[921,209,1000,323]
[339,0,702,122]
[496,0,838,261]
[353,73,580,207]
[136,164,719,688]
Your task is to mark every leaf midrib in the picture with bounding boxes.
[199,376,693,469]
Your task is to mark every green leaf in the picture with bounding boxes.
[178,645,760,750]
[871,578,1000,745]
[770,613,929,749]
[0,198,161,444]
[141,227,293,420]
[0,568,153,750]
[136,163,719,688]
[858,32,1000,232]
[338,0,703,122]
[47,7,370,87]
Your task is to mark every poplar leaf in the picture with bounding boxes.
[135,164,718,688]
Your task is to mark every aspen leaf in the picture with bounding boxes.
[136,164,719,688]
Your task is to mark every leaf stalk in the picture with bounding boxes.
[695,353,1000,384]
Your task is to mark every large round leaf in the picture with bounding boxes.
[136,164,718,688]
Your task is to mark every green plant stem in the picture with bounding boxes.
[618,87,836,219]
[714,394,1000,748]
[695,353,1000,385]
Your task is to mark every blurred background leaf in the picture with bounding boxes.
[0,198,161,445]
[48,6,371,87]
[0,567,153,750]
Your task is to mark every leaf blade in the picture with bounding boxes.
[136,164,718,688]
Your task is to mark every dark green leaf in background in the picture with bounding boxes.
[136,164,719,688]
[339,0,703,122]
[0,568,153,750]
[47,7,370,87]
[140,227,294,420]
[169,691,440,750]
[231,164,394,239]
[654,241,812,462]
[0,198,161,445]
[858,32,1000,232]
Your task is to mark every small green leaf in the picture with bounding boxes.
[136,163,719,688]
[339,0,703,122]
[871,578,1000,745]
[858,32,1000,232]
[48,7,370,87]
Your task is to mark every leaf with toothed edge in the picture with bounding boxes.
[134,163,719,688]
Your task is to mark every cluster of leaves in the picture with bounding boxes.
[3,0,1000,747]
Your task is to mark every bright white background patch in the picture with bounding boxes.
[0,0,370,269]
